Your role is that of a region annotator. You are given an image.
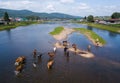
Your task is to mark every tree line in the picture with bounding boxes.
[2,12,120,23]
[85,12,120,22]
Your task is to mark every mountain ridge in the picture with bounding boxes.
[0,8,81,19]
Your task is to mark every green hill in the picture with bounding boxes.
[0,8,81,19]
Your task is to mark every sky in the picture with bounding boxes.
[0,0,120,16]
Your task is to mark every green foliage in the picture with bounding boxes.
[87,15,94,22]
[0,21,39,31]
[0,8,80,19]
[26,16,40,20]
[4,12,10,22]
[50,26,64,35]
[111,12,120,19]
[83,23,120,33]
[74,28,106,45]
[109,24,120,28]
[84,16,87,19]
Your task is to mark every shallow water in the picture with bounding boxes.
[0,22,120,83]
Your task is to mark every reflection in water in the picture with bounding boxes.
[109,32,117,38]
[65,54,70,62]
[0,23,120,83]
[87,26,93,30]
[6,29,12,40]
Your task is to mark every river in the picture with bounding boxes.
[0,22,120,83]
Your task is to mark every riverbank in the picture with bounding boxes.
[0,21,41,31]
[77,22,120,33]
[54,42,94,58]
[50,26,106,46]
[74,28,106,46]
[50,26,75,40]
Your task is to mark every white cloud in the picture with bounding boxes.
[78,3,90,10]
[93,5,120,16]
[21,0,32,5]
[0,0,120,16]
[60,0,74,3]
[46,4,55,11]
[0,0,33,9]
[76,3,95,14]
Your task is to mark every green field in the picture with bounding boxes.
[74,28,106,45]
[50,26,64,35]
[109,24,120,28]
[0,21,40,31]
[78,22,120,33]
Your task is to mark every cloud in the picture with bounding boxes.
[77,3,90,10]
[60,0,74,3]
[76,3,95,14]
[0,0,33,9]
[46,4,55,11]
[0,0,120,16]
[21,0,32,5]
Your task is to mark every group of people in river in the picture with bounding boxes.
[14,40,93,76]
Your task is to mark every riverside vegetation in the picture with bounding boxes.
[50,26,106,46]
[77,22,120,33]
[49,26,64,35]
[0,21,40,31]
[74,28,106,46]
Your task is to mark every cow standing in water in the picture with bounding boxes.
[48,52,55,58]
[15,56,26,66]
[72,44,77,52]
[14,56,26,75]
[53,47,57,53]
[63,41,68,47]
[33,49,37,58]
[64,46,68,54]
[32,62,37,68]
[47,52,55,69]
[47,59,54,69]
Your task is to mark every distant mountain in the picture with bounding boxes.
[0,8,81,19]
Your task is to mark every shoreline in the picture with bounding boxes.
[82,32,103,47]
[77,22,120,34]
[0,21,41,31]
[50,27,105,46]
[52,28,75,40]
[54,42,94,58]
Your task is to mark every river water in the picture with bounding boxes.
[0,22,120,83]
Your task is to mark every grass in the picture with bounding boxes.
[74,28,106,45]
[78,22,120,33]
[109,24,120,28]
[0,21,40,31]
[50,26,64,35]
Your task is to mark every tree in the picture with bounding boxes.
[84,16,87,20]
[26,15,40,21]
[87,15,94,22]
[111,12,120,19]
[4,12,10,22]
